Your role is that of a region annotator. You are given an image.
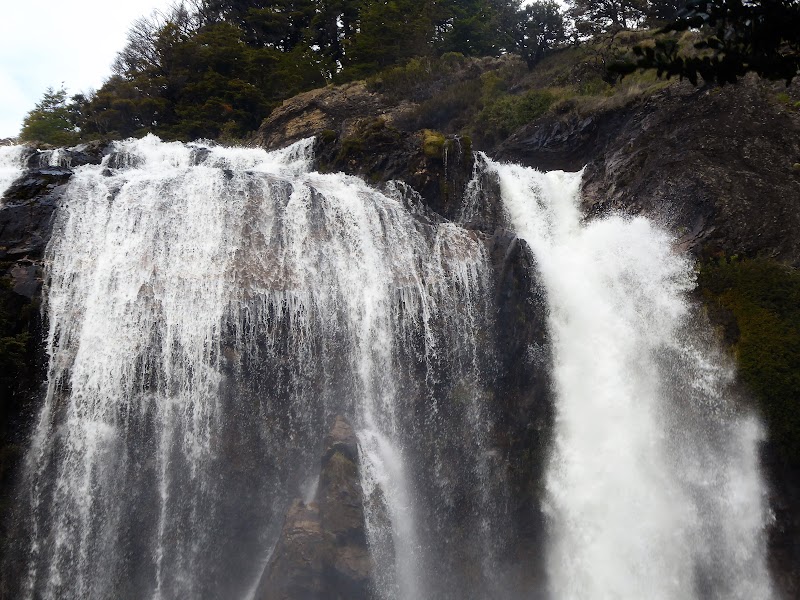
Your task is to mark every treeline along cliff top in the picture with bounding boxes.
[15,0,800,145]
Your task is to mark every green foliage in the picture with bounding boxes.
[616,0,800,85]
[19,87,81,146]
[342,0,434,78]
[775,91,800,111]
[515,0,567,69]
[366,57,437,98]
[698,257,800,465]
[568,0,648,36]
[437,0,519,57]
[479,89,555,136]
[422,129,446,158]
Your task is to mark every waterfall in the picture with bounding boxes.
[490,160,774,600]
[16,135,502,600]
[5,133,777,600]
[0,145,26,200]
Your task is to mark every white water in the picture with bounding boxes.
[0,145,27,200]
[21,135,496,600]
[492,160,774,600]
[12,133,776,600]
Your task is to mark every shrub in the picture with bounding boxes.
[478,89,556,137]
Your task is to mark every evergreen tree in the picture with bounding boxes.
[344,0,434,76]
[515,0,566,69]
[19,87,81,146]
[438,0,519,56]
[310,0,361,68]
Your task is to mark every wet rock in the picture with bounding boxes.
[9,262,40,299]
[0,165,62,562]
[260,500,329,600]
[313,118,481,224]
[259,416,373,600]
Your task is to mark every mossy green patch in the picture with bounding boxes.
[478,90,555,138]
[422,129,446,159]
[698,257,800,465]
[335,137,365,162]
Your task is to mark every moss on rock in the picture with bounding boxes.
[422,129,446,159]
[698,256,800,465]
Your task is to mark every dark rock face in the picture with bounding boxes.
[313,119,491,227]
[582,79,800,265]
[495,111,625,172]
[0,166,67,554]
[258,416,373,600]
[486,230,553,594]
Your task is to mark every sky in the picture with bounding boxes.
[0,1,175,139]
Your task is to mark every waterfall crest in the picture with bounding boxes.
[490,159,774,600]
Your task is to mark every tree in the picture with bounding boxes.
[437,0,520,57]
[645,0,686,24]
[616,0,800,85]
[567,0,648,35]
[19,87,81,146]
[344,0,434,77]
[309,0,361,68]
[515,0,567,69]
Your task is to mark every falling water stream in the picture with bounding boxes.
[4,135,775,600]
[491,160,774,600]
[0,145,27,200]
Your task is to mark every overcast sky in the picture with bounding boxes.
[0,1,175,138]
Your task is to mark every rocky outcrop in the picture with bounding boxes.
[258,416,373,600]
[312,120,489,226]
[497,77,800,266]
[256,81,397,151]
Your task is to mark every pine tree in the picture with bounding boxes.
[19,87,81,146]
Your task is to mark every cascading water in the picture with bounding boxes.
[13,135,505,600]
[0,145,27,200]
[490,159,774,600]
[4,132,777,600]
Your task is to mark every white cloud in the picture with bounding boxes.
[0,1,175,138]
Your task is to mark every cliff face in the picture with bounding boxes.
[1,65,799,597]
[504,78,800,269]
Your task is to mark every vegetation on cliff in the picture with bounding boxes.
[17,0,738,145]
